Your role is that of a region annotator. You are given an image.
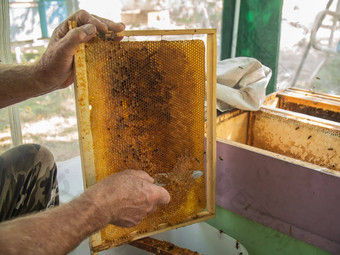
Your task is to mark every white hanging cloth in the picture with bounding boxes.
[215,57,272,111]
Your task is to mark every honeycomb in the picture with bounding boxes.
[250,109,340,172]
[78,35,206,247]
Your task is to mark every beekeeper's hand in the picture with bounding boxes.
[0,10,125,108]
[35,9,125,94]
[0,169,170,255]
[86,169,171,227]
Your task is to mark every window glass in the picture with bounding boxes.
[9,0,79,162]
[80,0,223,57]
[14,45,79,162]
[0,109,11,154]
[5,0,223,162]
[20,88,79,162]
[278,0,340,95]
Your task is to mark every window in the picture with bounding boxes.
[278,0,340,95]
[1,0,78,161]
[2,0,223,162]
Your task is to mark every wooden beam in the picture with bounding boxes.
[130,237,202,255]
[114,29,216,37]
[206,31,217,214]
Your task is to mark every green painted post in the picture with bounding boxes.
[220,0,235,60]
[38,0,68,38]
[221,0,283,94]
[38,0,48,38]
[237,0,282,94]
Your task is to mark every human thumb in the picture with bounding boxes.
[58,24,97,56]
[82,24,96,36]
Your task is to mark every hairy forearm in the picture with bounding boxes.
[0,64,45,108]
[0,192,108,255]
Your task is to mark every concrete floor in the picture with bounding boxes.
[57,157,92,254]
[57,156,84,204]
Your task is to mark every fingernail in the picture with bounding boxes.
[83,24,96,35]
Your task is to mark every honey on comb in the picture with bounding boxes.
[80,37,206,247]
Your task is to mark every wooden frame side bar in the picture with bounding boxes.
[206,31,217,214]
[74,47,98,188]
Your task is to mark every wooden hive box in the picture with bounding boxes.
[216,88,340,254]
[73,28,217,253]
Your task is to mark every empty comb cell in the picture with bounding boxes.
[74,29,216,253]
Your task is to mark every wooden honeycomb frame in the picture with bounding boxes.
[73,29,217,253]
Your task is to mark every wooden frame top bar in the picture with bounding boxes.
[111,29,216,37]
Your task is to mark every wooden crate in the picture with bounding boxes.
[217,88,340,173]
[215,88,340,254]
[74,29,216,253]
[263,87,340,122]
